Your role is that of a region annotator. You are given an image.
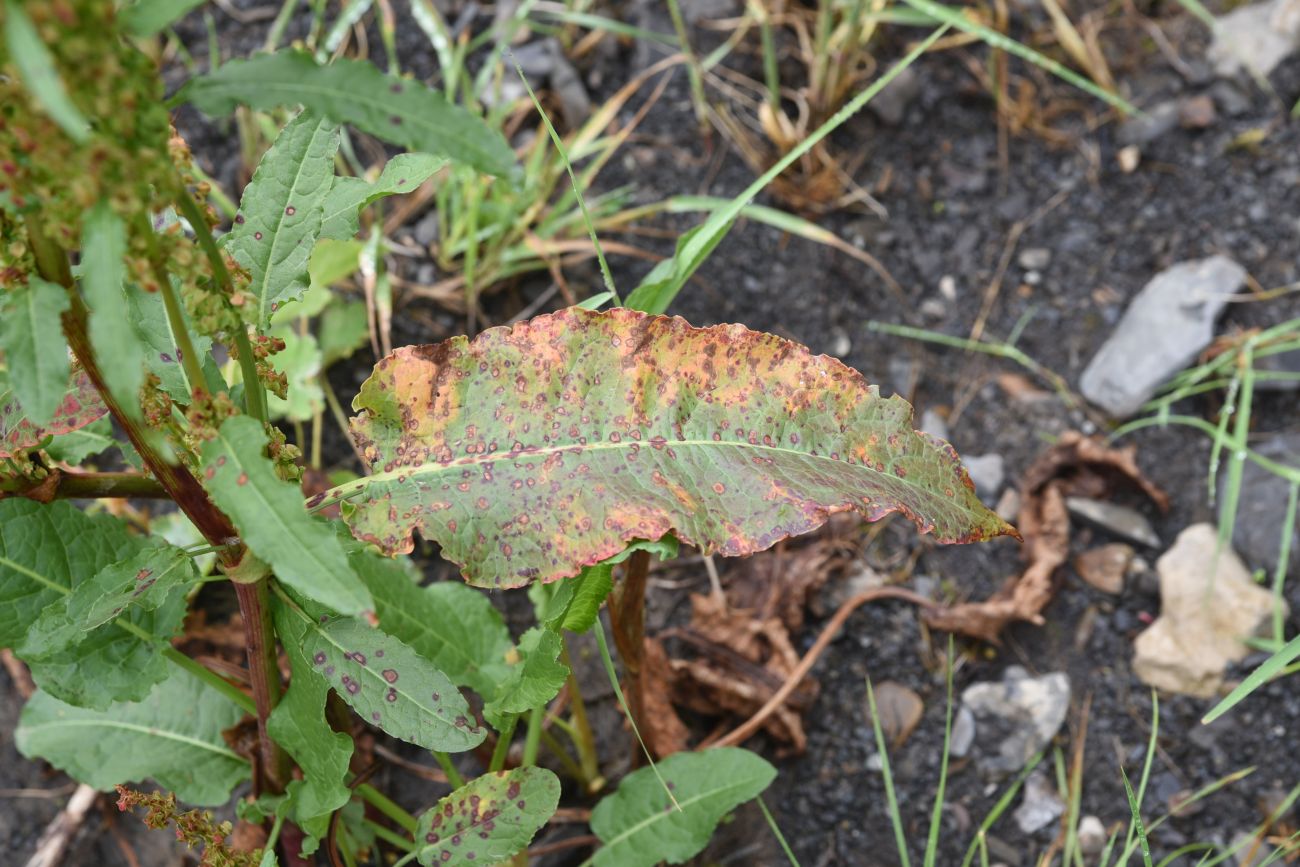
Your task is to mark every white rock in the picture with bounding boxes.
[949,705,976,758]
[1079,256,1246,418]
[1133,524,1286,697]
[963,453,1006,502]
[1078,815,1107,856]
[1209,0,1300,79]
[1066,497,1161,548]
[919,408,950,443]
[962,667,1070,773]
[1014,770,1065,834]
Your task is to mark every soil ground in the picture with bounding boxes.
[3,1,1300,865]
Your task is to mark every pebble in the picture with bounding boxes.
[919,408,950,443]
[868,67,921,126]
[939,274,958,301]
[1208,0,1300,79]
[1078,815,1107,856]
[1133,524,1287,697]
[962,667,1070,774]
[1231,832,1279,867]
[996,488,1022,523]
[950,705,976,758]
[867,681,925,748]
[1117,145,1141,174]
[1116,101,1180,146]
[1218,434,1300,574]
[1014,771,1065,834]
[1066,497,1161,548]
[1080,256,1247,417]
[919,297,947,319]
[1179,94,1217,129]
[1018,247,1052,270]
[1074,543,1135,594]
[963,453,1006,502]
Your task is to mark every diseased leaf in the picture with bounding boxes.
[20,541,196,658]
[178,52,515,178]
[201,416,372,615]
[266,329,324,422]
[350,542,512,698]
[0,500,143,648]
[15,672,250,806]
[81,202,147,419]
[1,275,71,426]
[281,598,486,752]
[483,627,568,728]
[268,599,353,835]
[413,768,561,866]
[320,153,447,241]
[337,308,1015,588]
[0,369,108,459]
[228,109,341,327]
[4,0,90,141]
[43,416,114,465]
[119,0,207,36]
[124,281,220,401]
[589,748,776,866]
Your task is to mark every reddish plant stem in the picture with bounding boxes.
[607,549,649,764]
[27,216,289,797]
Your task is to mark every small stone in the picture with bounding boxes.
[950,706,976,758]
[919,408,950,443]
[1232,832,1279,867]
[1256,347,1300,391]
[938,274,958,301]
[1217,434,1300,574]
[867,681,925,748]
[1117,145,1141,174]
[1066,497,1161,548]
[829,326,851,358]
[1133,524,1287,697]
[1116,101,1180,146]
[1211,80,1253,116]
[1075,543,1135,594]
[1179,94,1217,128]
[1080,256,1247,417]
[962,667,1070,774]
[414,211,439,247]
[868,67,921,125]
[1014,770,1065,834]
[963,453,1006,502]
[865,752,885,772]
[1209,0,1300,79]
[1078,815,1107,856]
[1018,248,1052,270]
[919,297,947,319]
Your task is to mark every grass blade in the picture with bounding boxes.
[867,677,913,867]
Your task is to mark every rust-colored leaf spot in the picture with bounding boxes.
[0,369,109,459]
[341,308,1017,589]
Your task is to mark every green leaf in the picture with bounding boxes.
[1,275,71,426]
[15,671,250,805]
[337,308,1016,589]
[81,202,147,419]
[319,300,369,367]
[0,369,108,459]
[268,599,354,834]
[119,0,207,36]
[200,415,372,615]
[177,52,516,178]
[413,768,561,866]
[280,600,487,752]
[320,153,448,241]
[228,109,341,327]
[43,416,114,465]
[483,627,568,728]
[349,543,512,698]
[0,499,143,647]
[266,329,324,422]
[4,0,90,141]
[309,239,365,292]
[560,564,613,633]
[125,281,218,401]
[20,541,195,658]
[589,748,777,866]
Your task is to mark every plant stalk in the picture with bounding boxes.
[0,470,170,500]
[606,549,649,762]
[560,638,602,789]
[234,578,289,791]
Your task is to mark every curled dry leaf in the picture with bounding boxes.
[639,637,691,757]
[925,432,1166,643]
[335,307,1015,589]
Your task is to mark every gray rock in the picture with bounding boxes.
[868,67,921,126]
[1116,101,1180,146]
[1211,80,1254,116]
[1066,497,1161,548]
[503,39,591,127]
[1014,770,1065,834]
[1232,832,1279,866]
[1133,524,1286,697]
[1018,247,1052,270]
[1209,0,1300,79]
[1078,815,1107,856]
[1217,434,1300,574]
[949,706,976,758]
[1256,346,1300,391]
[1079,256,1247,417]
[962,667,1070,774]
[413,211,439,248]
[963,453,1006,502]
[919,408,950,443]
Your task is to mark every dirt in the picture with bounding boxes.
[5,1,1300,865]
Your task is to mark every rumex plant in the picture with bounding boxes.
[0,3,1013,865]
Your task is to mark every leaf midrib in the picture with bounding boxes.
[24,717,243,760]
[596,774,771,855]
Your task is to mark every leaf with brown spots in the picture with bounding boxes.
[412,767,560,866]
[335,308,1016,589]
[0,369,108,459]
[279,596,486,753]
